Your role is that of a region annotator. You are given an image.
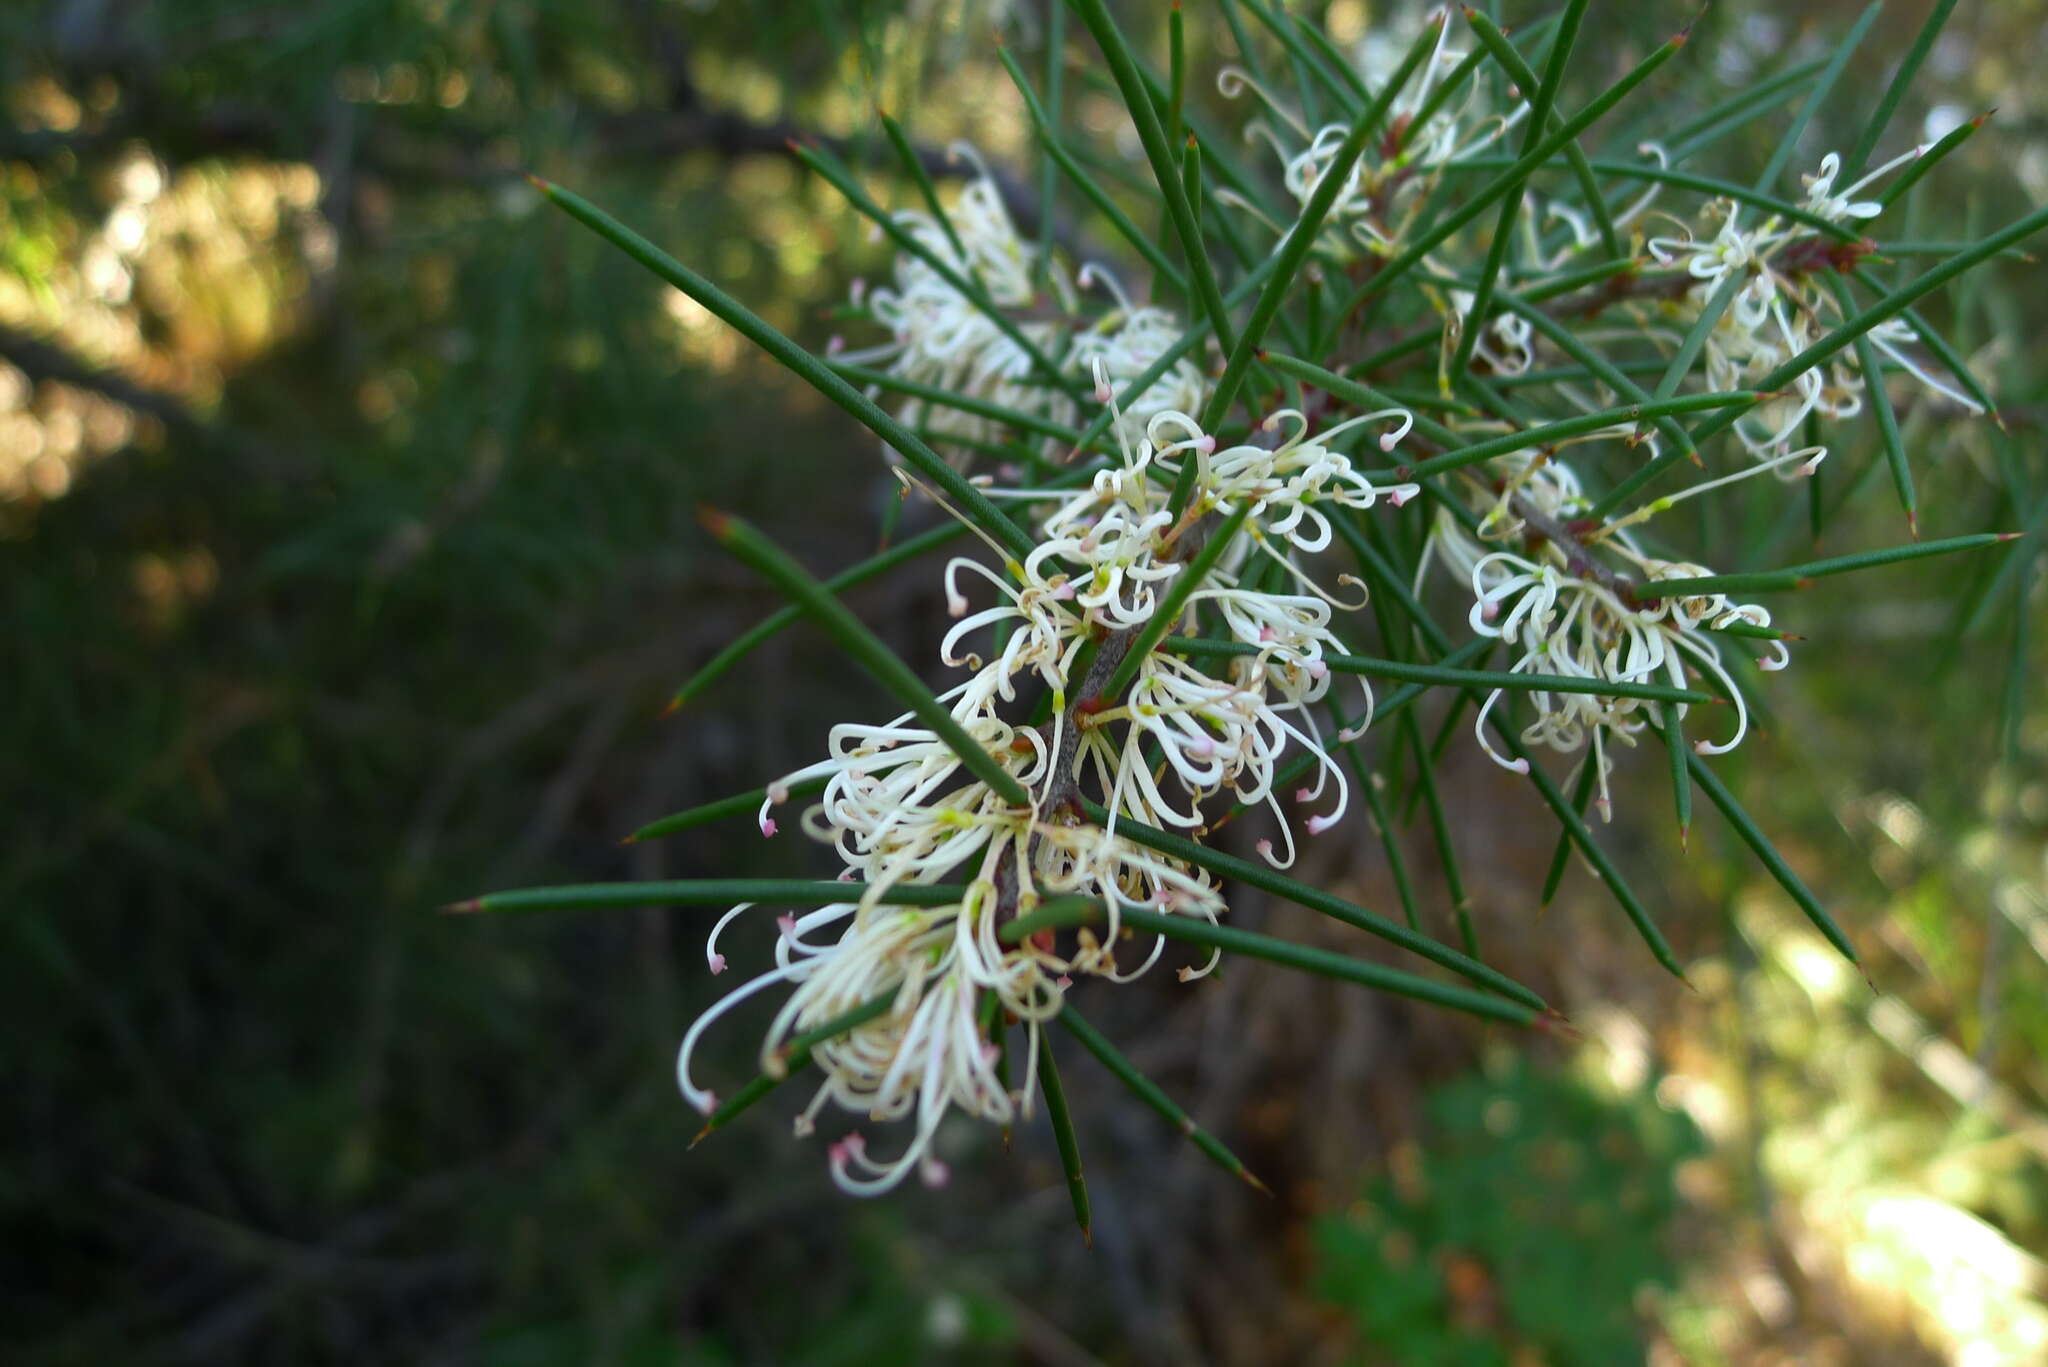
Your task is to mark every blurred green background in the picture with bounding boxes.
[3,2,2044,1363]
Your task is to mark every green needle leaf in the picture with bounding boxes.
[1653,270,1746,403]
[1827,274,1915,535]
[1637,533,2018,599]
[1462,6,1621,262]
[1356,757,1420,932]
[828,360,1087,445]
[703,510,1032,806]
[1036,1026,1091,1246]
[628,774,830,844]
[671,520,966,709]
[1003,901,1538,1026]
[1753,2,1880,197]
[1539,756,1598,911]
[1875,110,1983,213]
[1057,1005,1269,1192]
[1200,12,1443,434]
[690,993,897,1147]
[1843,0,1960,179]
[528,177,1035,560]
[1495,720,1683,980]
[1075,800,1545,1010]
[1102,501,1254,699]
[1688,753,1859,967]
[879,111,973,278]
[1161,637,1719,704]
[1451,0,1593,379]
[1069,0,1236,355]
[999,46,1190,297]
[1660,700,1692,850]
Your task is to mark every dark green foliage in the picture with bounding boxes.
[1317,1060,1704,1366]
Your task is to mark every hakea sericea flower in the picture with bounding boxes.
[1068,264,1211,447]
[840,152,1213,468]
[1424,446,1804,820]
[838,147,1077,467]
[1220,9,1527,254]
[1644,148,1987,461]
[681,386,1421,1193]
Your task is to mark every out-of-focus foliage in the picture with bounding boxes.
[2,1,2046,1364]
[1318,1056,1704,1366]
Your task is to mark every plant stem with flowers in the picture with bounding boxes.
[462,1,2044,1220]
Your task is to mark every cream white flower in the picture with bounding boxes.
[1069,265,1210,445]
[1640,148,1984,462]
[684,381,1423,1191]
[841,151,1077,466]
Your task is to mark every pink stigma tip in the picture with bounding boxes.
[759,818,778,838]
[1295,787,1314,803]
[776,913,797,936]
[708,953,727,975]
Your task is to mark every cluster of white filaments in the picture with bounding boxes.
[1641,147,1986,461]
[1395,127,1990,815]
[681,345,1417,1191]
[1220,9,1528,255]
[1422,440,1800,820]
[675,4,1998,1194]
[837,152,1211,467]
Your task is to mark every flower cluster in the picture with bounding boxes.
[1223,9,1528,256]
[1645,148,1985,461]
[1423,438,1800,819]
[1404,145,1988,814]
[838,153,1209,465]
[835,152,1075,467]
[679,385,1417,1192]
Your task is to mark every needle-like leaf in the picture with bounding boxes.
[1057,1005,1269,1192]
[1069,0,1236,354]
[690,993,897,1147]
[703,510,1032,806]
[1199,12,1444,435]
[1843,0,1960,180]
[1689,753,1858,967]
[628,774,830,844]
[1076,800,1545,1010]
[1451,0,1593,379]
[1002,903,1539,1027]
[1637,533,2017,599]
[529,177,1036,560]
[1163,637,1719,704]
[1036,1026,1091,1246]
[1753,2,1880,197]
[999,47,1190,296]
